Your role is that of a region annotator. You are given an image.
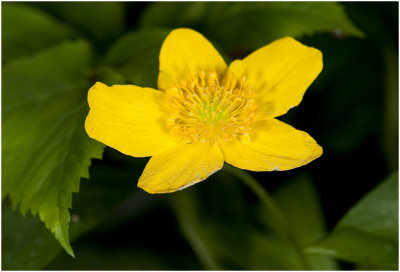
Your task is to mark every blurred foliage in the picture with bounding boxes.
[171,167,338,270]
[383,44,399,172]
[1,3,76,65]
[140,2,363,50]
[307,172,398,269]
[2,1,398,270]
[104,28,170,88]
[34,2,125,53]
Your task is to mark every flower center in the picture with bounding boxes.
[165,70,258,144]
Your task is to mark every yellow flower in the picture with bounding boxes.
[85,28,323,194]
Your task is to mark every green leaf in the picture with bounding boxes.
[170,170,249,269]
[105,28,170,88]
[140,2,212,28]
[139,2,363,51]
[240,169,337,270]
[2,151,149,270]
[2,40,104,256]
[306,172,398,269]
[204,2,363,50]
[171,191,221,270]
[35,2,125,52]
[93,66,127,86]
[171,168,338,270]
[337,172,398,240]
[274,175,326,245]
[43,152,200,270]
[272,174,338,270]
[2,200,61,270]
[2,3,76,65]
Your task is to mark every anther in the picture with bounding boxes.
[199,70,206,87]
[166,70,257,144]
[187,80,196,90]
[208,70,218,87]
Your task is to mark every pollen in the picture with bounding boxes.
[165,70,258,144]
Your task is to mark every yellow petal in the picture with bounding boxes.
[227,37,322,119]
[220,119,322,171]
[85,82,178,157]
[138,142,224,193]
[158,28,227,91]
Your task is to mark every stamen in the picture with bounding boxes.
[165,70,258,144]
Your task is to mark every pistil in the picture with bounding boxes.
[166,70,258,144]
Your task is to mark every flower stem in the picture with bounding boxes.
[171,193,221,270]
[225,165,287,229]
[224,165,311,269]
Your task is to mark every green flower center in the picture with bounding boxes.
[165,70,258,144]
[198,101,229,124]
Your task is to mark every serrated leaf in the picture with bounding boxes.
[2,69,131,269]
[2,153,150,269]
[306,172,398,269]
[2,3,76,65]
[44,152,200,270]
[2,40,105,256]
[105,28,170,88]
